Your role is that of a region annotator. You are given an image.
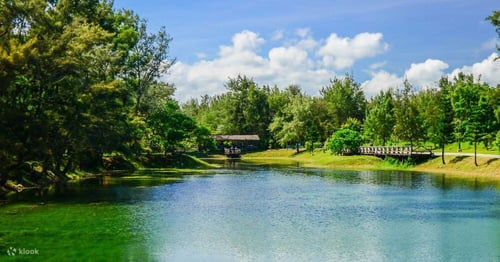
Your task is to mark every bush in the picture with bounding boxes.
[325,128,362,155]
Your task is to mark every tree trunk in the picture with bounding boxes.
[441,143,446,165]
[474,141,478,166]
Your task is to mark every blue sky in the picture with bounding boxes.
[113,0,499,101]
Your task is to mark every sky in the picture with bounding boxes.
[113,0,500,102]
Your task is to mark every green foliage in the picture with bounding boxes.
[393,79,424,146]
[320,74,366,128]
[124,23,175,116]
[0,0,207,189]
[325,128,362,155]
[364,90,395,146]
[496,131,500,154]
[487,11,500,55]
[146,101,197,154]
[451,73,499,165]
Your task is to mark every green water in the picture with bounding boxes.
[1,165,499,261]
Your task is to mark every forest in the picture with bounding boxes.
[0,1,499,192]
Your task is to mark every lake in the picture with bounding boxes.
[1,162,499,261]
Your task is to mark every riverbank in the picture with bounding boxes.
[241,149,500,181]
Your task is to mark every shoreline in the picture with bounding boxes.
[240,149,500,182]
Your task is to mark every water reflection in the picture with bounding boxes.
[1,165,499,261]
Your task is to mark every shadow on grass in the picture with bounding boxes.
[449,156,469,163]
[485,158,498,166]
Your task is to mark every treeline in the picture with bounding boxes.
[183,74,500,163]
[0,0,210,191]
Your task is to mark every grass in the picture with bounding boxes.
[443,142,500,155]
[242,149,500,181]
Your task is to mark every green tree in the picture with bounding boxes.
[435,77,455,164]
[325,128,363,155]
[124,23,175,116]
[393,80,424,148]
[222,75,271,147]
[146,101,197,154]
[269,95,313,150]
[451,74,498,166]
[363,90,395,146]
[320,74,366,128]
[487,10,500,58]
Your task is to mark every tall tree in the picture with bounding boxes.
[269,95,314,149]
[124,23,175,116]
[320,74,366,128]
[393,80,424,148]
[146,101,197,154]
[487,10,500,58]
[436,77,455,164]
[451,73,497,166]
[363,90,395,146]
[223,75,271,147]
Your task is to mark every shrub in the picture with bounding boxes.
[325,128,363,155]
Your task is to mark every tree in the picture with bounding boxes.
[222,75,271,147]
[451,74,498,166]
[0,0,142,180]
[325,128,363,155]
[393,80,424,148]
[146,101,197,154]
[363,90,395,146]
[269,96,312,149]
[320,74,366,128]
[487,11,500,59]
[124,23,175,116]
[435,77,455,164]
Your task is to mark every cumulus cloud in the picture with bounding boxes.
[318,32,389,70]
[450,53,500,85]
[361,54,499,98]
[167,28,498,103]
[361,71,402,98]
[170,29,339,101]
[405,59,449,89]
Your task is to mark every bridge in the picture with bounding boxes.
[359,146,434,160]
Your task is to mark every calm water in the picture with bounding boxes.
[1,163,499,261]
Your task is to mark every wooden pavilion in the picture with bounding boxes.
[213,134,260,157]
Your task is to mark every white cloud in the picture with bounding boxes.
[296,28,311,38]
[480,38,499,51]
[361,71,402,98]
[318,32,389,70]
[269,46,309,69]
[450,53,500,85]
[405,59,449,89]
[168,29,337,102]
[166,28,498,103]
[361,54,500,98]
[271,30,284,41]
[369,61,387,70]
[220,30,265,56]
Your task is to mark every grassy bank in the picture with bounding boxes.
[242,149,500,181]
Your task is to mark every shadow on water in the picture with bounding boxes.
[4,174,182,205]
